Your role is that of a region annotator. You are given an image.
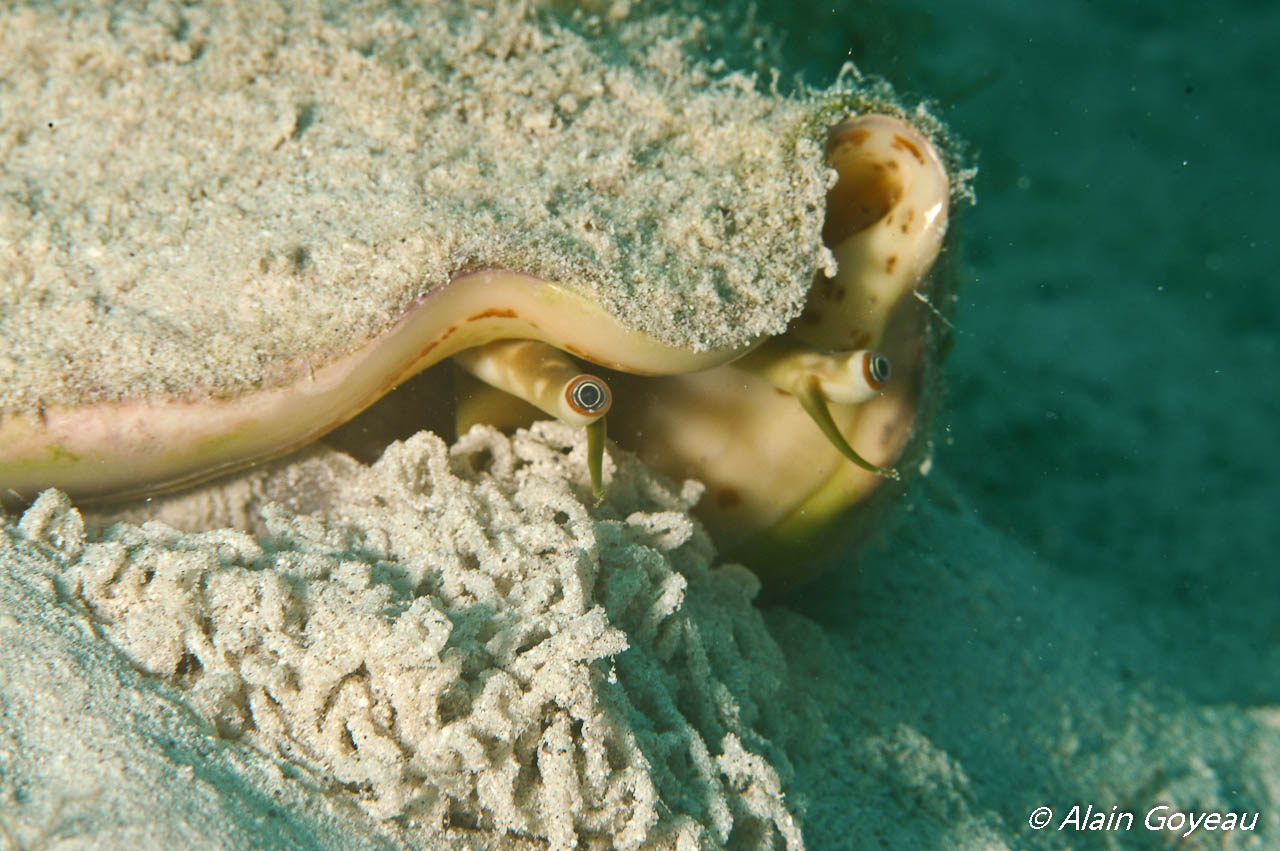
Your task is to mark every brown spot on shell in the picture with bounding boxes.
[886,256,897,274]
[822,149,904,248]
[468,308,517,321]
[892,134,926,165]
[837,128,870,148]
[716,488,743,509]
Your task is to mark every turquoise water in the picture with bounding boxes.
[770,0,1279,847]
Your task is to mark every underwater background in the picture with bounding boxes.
[1,1,1276,848]
[770,0,1279,846]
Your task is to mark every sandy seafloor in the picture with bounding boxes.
[3,1,1278,849]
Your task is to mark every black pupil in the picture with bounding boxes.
[575,382,601,408]
[871,356,889,383]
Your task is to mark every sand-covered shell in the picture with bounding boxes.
[0,0,964,581]
[0,1,831,410]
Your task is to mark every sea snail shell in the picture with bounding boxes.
[0,114,952,582]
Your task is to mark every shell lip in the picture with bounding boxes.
[0,267,761,507]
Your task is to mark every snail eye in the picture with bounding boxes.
[863,352,891,389]
[566,375,612,416]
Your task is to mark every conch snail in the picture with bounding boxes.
[1,110,950,586]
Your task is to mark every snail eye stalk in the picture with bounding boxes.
[732,338,900,480]
[453,339,614,499]
[794,379,900,480]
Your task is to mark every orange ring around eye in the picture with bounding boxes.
[565,375,612,417]
[862,351,891,390]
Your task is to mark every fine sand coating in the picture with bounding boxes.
[4,423,810,849]
[0,0,846,411]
